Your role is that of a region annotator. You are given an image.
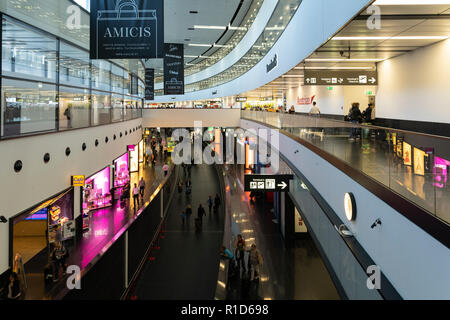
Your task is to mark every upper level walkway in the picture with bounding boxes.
[242,110,450,227]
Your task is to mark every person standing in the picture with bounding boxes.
[308,101,321,117]
[163,162,169,176]
[139,177,146,200]
[235,234,246,273]
[5,272,21,300]
[288,105,295,114]
[133,183,140,208]
[214,193,221,213]
[348,102,362,140]
[207,195,213,213]
[248,244,263,281]
[197,204,206,224]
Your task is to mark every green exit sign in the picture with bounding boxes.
[366,90,374,96]
[327,86,333,91]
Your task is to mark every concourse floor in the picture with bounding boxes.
[134,164,224,300]
[24,156,167,300]
[224,164,340,300]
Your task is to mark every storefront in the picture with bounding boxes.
[129,145,139,173]
[82,166,112,214]
[113,153,130,200]
[139,139,144,163]
[9,188,74,267]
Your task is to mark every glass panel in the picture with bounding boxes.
[2,18,57,82]
[92,60,111,92]
[91,90,111,126]
[59,41,90,88]
[124,72,130,96]
[241,110,450,225]
[1,78,57,137]
[112,94,124,122]
[111,64,124,94]
[59,86,90,130]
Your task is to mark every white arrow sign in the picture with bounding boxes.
[306,78,311,83]
[278,181,288,190]
[369,77,376,84]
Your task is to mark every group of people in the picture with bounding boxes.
[181,194,222,232]
[220,234,263,282]
[121,176,146,210]
[346,102,375,140]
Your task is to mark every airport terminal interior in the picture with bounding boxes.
[0,0,449,303]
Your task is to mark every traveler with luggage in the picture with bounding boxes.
[248,244,263,281]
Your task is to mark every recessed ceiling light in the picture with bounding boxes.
[332,36,449,40]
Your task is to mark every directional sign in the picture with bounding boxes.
[245,175,293,192]
[304,70,378,86]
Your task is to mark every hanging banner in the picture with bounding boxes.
[164,43,184,95]
[145,68,155,100]
[90,0,164,59]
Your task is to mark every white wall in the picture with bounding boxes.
[241,119,450,299]
[142,109,241,128]
[376,38,450,123]
[0,119,142,274]
[286,85,377,115]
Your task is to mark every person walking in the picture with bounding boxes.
[181,210,186,225]
[163,162,169,176]
[185,204,192,219]
[248,244,263,281]
[214,193,221,214]
[133,183,140,209]
[139,177,146,200]
[185,179,192,196]
[178,180,183,194]
[207,196,213,213]
[197,204,206,224]
[235,234,246,273]
[51,242,67,282]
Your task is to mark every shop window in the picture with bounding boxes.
[1,78,57,137]
[91,90,111,126]
[59,41,90,88]
[1,18,57,82]
[92,60,111,92]
[59,86,90,131]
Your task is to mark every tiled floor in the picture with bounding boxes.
[134,164,224,299]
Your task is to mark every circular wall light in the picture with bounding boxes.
[95,139,99,147]
[105,137,109,144]
[14,160,23,173]
[65,147,71,156]
[43,153,50,163]
[344,192,356,221]
[82,143,87,151]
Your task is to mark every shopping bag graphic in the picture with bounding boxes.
[92,0,161,59]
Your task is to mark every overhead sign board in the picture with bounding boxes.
[145,68,155,100]
[245,175,293,192]
[164,43,184,95]
[90,0,164,59]
[304,70,378,86]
